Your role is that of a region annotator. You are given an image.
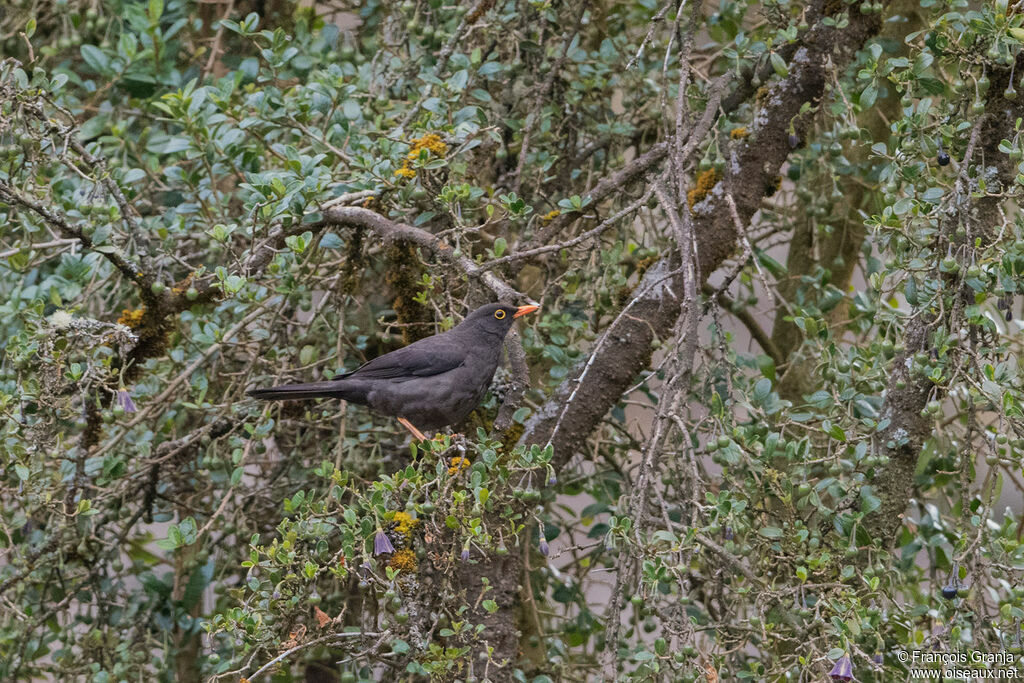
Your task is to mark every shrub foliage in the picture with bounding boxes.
[3,0,1024,681]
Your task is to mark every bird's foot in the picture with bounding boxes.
[397,417,428,442]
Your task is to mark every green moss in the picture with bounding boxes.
[384,241,432,344]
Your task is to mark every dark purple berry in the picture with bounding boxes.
[937,151,951,166]
[788,133,800,149]
[941,584,958,600]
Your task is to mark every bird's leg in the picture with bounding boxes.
[397,417,428,442]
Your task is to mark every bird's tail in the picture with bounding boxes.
[247,380,365,402]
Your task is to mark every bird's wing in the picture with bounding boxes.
[349,342,465,381]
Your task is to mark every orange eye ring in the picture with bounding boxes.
[494,309,506,319]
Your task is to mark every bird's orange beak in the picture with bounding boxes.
[513,304,540,319]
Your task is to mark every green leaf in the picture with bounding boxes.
[860,486,881,514]
[342,99,361,120]
[478,62,502,76]
[320,232,343,249]
[755,249,787,277]
[80,45,110,74]
[122,168,146,183]
[163,137,192,154]
[770,52,788,78]
[827,423,847,442]
[448,69,469,91]
[652,530,678,544]
[158,526,182,550]
[118,33,138,60]
[892,197,912,215]
[860,83,877,109]
[905,277,919,306]
[753,378,773,402]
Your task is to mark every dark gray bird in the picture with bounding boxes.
[248,302,539,440]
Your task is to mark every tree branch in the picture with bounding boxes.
[866,64,1021,539]
[521,1,889,466]
[316,206,534,433]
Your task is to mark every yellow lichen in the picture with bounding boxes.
[117,308,145,329]
[407,133,448,159]
[171,273,194,295]
[687,168,722,208]
[394,133,447,181]
[541,209,561,221]
[447,456,471,475]
[388,549,418,573]
[730,127,748,140]
[392,511,419,538]
[499,422,525,451]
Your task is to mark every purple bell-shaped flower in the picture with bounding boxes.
[373,530,395,556]
[829,653,855,682]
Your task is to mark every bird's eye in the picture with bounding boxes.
[494,309,506,319]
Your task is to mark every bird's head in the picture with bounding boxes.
[462,302,539,337]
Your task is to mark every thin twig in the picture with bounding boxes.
[245,631,383,680]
